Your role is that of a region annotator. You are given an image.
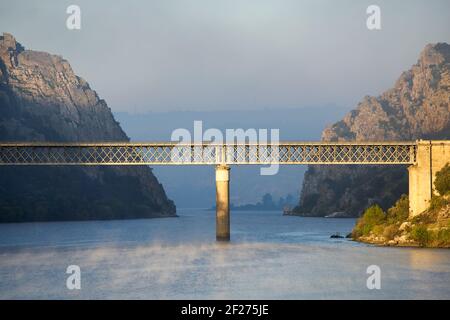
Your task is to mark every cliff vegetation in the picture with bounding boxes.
[352,164,450,247]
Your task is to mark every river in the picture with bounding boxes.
[0,209,449,299]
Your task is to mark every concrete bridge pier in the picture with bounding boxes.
[409,140,450,217]
[216,165,230,241]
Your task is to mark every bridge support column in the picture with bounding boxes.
[409,140,450,218]
[216,165,230,241]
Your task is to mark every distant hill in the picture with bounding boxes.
[0,33,176,222]
[294,43,450,217]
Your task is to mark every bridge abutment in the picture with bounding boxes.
[409,140,450,217]
[216,165,230,241]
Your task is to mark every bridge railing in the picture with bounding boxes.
[0,142,417,165]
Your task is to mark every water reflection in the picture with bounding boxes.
[0,210,449,299]
[407,248,449,271]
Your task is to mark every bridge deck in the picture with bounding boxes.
[0,142,416,165]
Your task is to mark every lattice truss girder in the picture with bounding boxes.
[0,143,416,165]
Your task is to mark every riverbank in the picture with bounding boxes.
[352,164,450,248]
[352,195,450,248]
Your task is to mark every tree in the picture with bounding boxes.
[386,194,409,224]
[352,204,385,237]
[435,163,450,196]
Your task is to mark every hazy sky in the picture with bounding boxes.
[1,0,449,113]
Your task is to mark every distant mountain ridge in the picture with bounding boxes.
[0,33,176,222]
[295,42,450,217]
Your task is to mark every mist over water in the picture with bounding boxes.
[0,209,449,299]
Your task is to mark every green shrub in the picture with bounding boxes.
[435,229,450,246]
[352,204,386,238]
[383,224,399,240]
[386,194,409,224]
[429,195,448,211]
[372,225,385,236]
[362,204,386,224]
[435,163,450,196]
[411,225,431,247]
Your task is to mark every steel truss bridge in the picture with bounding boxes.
[0,141,416,165]
[0,140,424,241]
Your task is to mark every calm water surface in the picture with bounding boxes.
[0,209,449,299]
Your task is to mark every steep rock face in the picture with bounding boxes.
[295,43,450,217]
[0,33,176,222]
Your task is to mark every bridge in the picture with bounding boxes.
[1,140,449,241]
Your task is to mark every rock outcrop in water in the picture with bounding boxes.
[294,43,450,217]
[0,33,176,222]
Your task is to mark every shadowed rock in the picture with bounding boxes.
[0,33,176,222]
[295,43,450,217]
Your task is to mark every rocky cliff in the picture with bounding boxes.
[0,33,176,222]
[295,43,450,217]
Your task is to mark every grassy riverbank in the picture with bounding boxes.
[352,164,450,248]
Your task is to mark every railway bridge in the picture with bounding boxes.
[1,140,449,241]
